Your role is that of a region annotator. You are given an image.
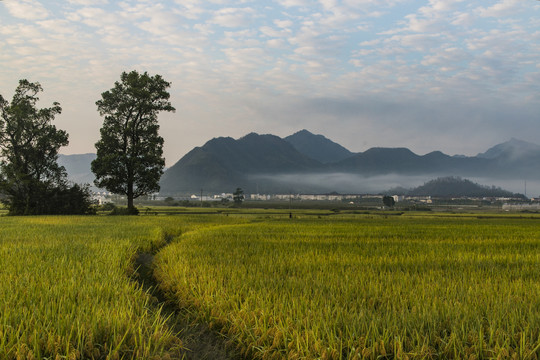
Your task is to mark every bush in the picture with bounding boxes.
[109,206,139,216]
[5,183,96,215]
[99,202,117,211]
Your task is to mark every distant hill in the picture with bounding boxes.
[57,153,96,186]
[475,138,540,179]
[404,176,522,198]
[57,133,540,195]
[477,138,540,160]
[160,133,321,194]
[331,148,490,176]
[159,133,540,195]
[284,129,353,163]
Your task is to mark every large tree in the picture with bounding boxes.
[0,80,93,215]
[0,80,66,214]
[91,70,175,213]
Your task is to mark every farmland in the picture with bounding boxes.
[0,215,242,359]
[2,211,540,359]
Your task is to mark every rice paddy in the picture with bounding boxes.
[154,214,540,359]
[2,212,540,359]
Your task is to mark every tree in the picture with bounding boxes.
[0,80,93,215]
[91,71,175,214]
[233,187,244,205]
[382,195,395,208]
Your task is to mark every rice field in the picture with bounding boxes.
[2,212,540,359]
[0,215,244,359]
[154,214,540,359]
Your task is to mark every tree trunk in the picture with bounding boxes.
[127,193,134,211]
[127,179,135,214]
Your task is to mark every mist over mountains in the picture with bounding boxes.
[159,130,540,196]
[61,130,540,196]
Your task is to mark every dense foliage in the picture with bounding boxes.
[92,70,175,213]
[233,187,244,205]
[0,80,93,215]
[382,195,395,207]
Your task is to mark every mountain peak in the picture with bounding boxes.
[284,129,353,164]
[477,138,540,160]
[160,132,321,194]
[293,129,314,136]
[240,132,261,139]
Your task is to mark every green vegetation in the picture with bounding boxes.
[0,80,94,215]
[92,70,175,213]
[405,176,524,198]
[155,213,540,359]
[0,216,185,359]
[2,211,540,359]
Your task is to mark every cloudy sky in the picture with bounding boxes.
[1,0,539,165]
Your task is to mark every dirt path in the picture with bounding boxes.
[134,252,243,360]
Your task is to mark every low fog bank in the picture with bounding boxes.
[249,173,538,197]
[250,173,431,194]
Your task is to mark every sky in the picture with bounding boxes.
[1,0,539,166]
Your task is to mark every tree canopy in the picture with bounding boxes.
[91,70,175,213]
[382,195,395,208]
[0,80,94,215]
[233,187,244,205]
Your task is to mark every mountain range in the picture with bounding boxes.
[60,131,540,195]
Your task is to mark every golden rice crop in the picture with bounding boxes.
[0,215,239,360]
[154,215,540,359]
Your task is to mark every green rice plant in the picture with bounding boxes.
[154,215,540,359]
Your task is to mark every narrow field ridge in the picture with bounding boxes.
[134,251,242,360]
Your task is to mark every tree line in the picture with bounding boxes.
[0,71,174,215]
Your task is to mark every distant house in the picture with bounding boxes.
[502,203,540,211]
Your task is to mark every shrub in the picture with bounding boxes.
[109,206,139,215]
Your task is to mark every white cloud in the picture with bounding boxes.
[68,0,108,5]
[267,38,285,48]
[259,25,290,38]
[274,19,293,28]
[4,0,50,20]
[274,0,312,8]
[220,29,261,47]
[37,19,76,34]
[422,0,465,14]
[420,46,470,72]
[210,7,257,27]
[319,0,337,11]
[136,6,184,37]
[73,7,121,27]
[172,0,206,19]
[403,13,441,33]
[451,12,474,27]
[476,0,523,18]
[388,33,442,51]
